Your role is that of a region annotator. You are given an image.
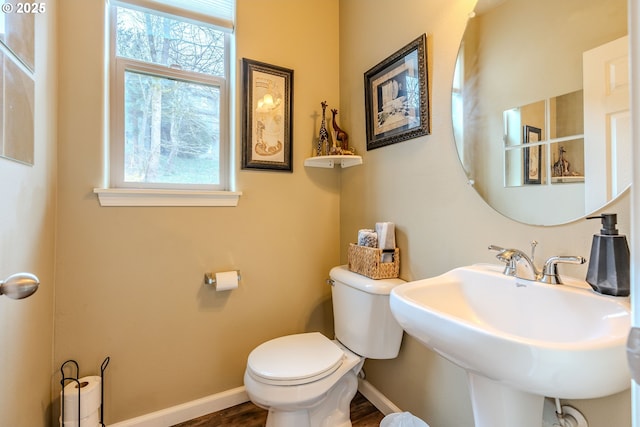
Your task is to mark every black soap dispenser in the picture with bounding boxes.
[585,213,630,296]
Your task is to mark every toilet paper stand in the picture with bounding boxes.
[60,356,110,427]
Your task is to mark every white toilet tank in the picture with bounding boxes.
[329,265,405,359]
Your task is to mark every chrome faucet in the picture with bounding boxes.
[488,244,586,284]
[488,244,539,280]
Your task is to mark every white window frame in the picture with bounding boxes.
[96,0,240,206]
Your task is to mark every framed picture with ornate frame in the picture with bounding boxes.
[523,125,542,184]
[364,34,430,150]
[241,58,294,171]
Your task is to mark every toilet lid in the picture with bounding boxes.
[247,332,344,385]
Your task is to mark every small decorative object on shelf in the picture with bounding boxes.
[331,108,351,153]
[317,101,330,156]
[551,145,584,183]
[313,101,356,157]
[552,146,580,177]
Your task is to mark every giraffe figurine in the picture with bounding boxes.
[317,101,330,156]
[331,108,349,152]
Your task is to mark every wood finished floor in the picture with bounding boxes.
[172,392,384,427]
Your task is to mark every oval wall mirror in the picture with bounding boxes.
[452,0,628,225]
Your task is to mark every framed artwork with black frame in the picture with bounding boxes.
[364,34,430,150]
[241,58,293,171]
[523,125,542,184]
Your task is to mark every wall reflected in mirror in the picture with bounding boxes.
[452,0,628,225]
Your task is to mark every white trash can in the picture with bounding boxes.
[380,412,430,427]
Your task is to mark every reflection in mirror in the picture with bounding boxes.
[452,0,628,225]
[503,90,585,187]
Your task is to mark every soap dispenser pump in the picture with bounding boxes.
[585,213,630,296]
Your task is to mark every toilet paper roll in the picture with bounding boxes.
[61,376,102,421]
[215,271,239,291]
[60,409,100,427]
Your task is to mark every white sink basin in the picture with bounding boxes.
[389,264,631,427]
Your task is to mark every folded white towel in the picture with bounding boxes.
[375,222,396,262]
[357,229,378,247]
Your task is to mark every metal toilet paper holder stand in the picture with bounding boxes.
[60,356,110,427]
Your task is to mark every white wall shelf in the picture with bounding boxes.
[551,176,585,184]
[304,155,363,169]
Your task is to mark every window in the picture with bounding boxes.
[452,43,464,164]
[503,91,585,188]
[107,0,233,194]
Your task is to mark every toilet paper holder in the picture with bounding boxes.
[60,356,110,427]
[204,270,241,286]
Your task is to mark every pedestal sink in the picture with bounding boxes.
[389,264,631,427]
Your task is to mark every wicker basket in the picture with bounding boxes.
[347,243,400,279]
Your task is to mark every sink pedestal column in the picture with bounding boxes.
[468,373,544,427]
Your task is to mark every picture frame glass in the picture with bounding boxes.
[241,58,293,172]
[0,51,34,165]
[251,69,287,164]
[364,34,429,150]
[371,50,421,139]
[523,125,542,184]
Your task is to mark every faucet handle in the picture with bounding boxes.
[488,245,517,276]
[488,244,505,252]
[540,255,586,284]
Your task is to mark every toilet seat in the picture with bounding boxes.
[247,332,344,386]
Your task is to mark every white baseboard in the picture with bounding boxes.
[358,379,402,415]
[108,386,248,427]
[108,379,399,426]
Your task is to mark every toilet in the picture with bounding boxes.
[244,265,405,427]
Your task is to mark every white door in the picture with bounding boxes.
[583,35,631,213]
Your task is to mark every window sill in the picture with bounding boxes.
[93,188,242,207]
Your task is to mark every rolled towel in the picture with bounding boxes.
[357,229,378,247]
[375,222,396,262]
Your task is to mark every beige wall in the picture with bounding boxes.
[0,4,57,427]
[2,0,632,426]
[55,0,340,423]
[339,0,631,426]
